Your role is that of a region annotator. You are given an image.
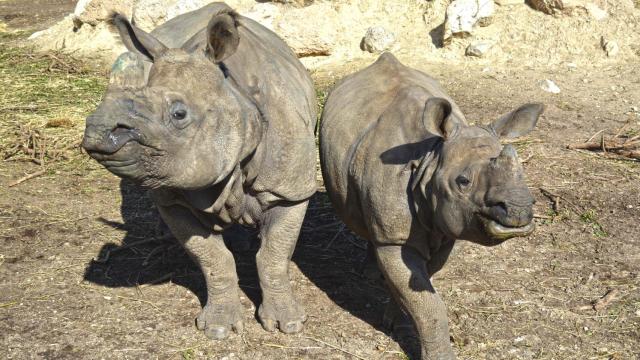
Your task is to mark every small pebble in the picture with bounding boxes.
[601,37,619,57]
[465,41,493,57]
[540,79,561,94]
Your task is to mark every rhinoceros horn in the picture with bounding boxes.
[493,144,521,173]
[108,52,147,89]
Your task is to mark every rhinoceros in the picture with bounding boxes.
[319,53,543,359]
[82,3,317,339]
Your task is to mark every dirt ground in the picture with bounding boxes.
[1,1,639,359]
[0,0,75,32]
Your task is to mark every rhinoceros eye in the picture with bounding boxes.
[172,109,187,120]
[169,101,190,128]
[456,175,471,189]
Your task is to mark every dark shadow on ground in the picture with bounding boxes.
[83,179,262,309]
[83,182,419,357]
[295,191,421,358]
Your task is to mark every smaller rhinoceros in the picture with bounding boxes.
[82,3,317,339]
[319,53,543,359]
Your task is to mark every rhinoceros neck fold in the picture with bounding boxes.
[220,72,268,192]
[410,140,443,235]
[172,164,253,231]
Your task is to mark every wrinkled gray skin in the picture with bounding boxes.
[82,3,317,339]
[320,53,543,359]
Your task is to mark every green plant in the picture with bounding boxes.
[580,209,608,238]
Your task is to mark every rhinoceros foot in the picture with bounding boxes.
[196,294,244,340]
[258,293,307,334]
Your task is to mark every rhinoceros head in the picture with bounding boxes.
[420,99,544,246]
[82,11,261,189]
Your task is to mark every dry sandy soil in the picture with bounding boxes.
[1,1,639,359]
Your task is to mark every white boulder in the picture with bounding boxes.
[74,0,135,26]
[272,3,337,57]
[443,0,495,44]
[362,26,396,53]
[132,0,214,32]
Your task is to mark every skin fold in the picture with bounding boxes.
[319,52,544,359]
[82,3,316,339]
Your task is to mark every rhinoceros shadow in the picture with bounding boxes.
[83,180,420,357]
[84,179,267,309]
[84,179,217,306]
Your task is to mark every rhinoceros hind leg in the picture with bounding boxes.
[256,201,308,334]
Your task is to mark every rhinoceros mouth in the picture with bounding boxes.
[103,126,142,154]
[481,216,535,243]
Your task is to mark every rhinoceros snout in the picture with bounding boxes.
[485,189,534,228]
[82,121,141,155]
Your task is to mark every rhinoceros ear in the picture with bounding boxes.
[206,10,240,63]
[111,13,168,62]
[491,103,544,139]
[422,97,458,140]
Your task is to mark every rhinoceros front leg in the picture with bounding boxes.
[157,204,244,340]
[256,200,308,334]
[375,245,456,360]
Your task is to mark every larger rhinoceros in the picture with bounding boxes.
[82,3,317,339]
[319,53,543,359]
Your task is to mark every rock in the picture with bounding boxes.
[273,3,337,57]
[513,335,541,347]
[529,0,609,17]
[243,3,280,30]
[465,40,493,57]
[74,0,135,26]
[601,37,619,57]
[495,0,524,5]
[443,0,495,44]
[585,3,607,20]
[540,79,561,94]
[527,0,563,14]
[29,0,337,64]
[271,0,312,6]
[30,14,126,65]
[362,26,396,53]
[132,0,213,32]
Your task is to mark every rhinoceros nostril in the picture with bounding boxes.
[491,202,508,217]
[111,124,134,137]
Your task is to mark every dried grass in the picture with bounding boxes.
[0,45,106,170]
[567,124,640,161]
